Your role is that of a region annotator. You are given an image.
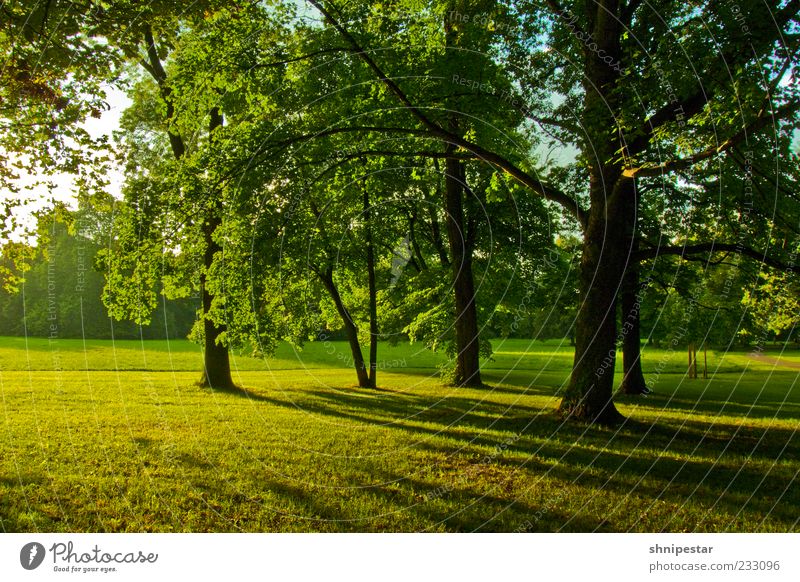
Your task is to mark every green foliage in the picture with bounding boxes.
[0,2,117,188]
[2,1,799,403]
[0,205,196,339]
[743,271,800,339]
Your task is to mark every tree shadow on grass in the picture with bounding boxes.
[198,384,283,404]
[390,367,569,395]
[619,393,800,421]
[229,382,799,465]
[204,382,799,530]
[255,462,605,532]
[411,427,799,531]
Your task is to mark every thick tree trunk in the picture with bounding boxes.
[199,212,235,390]
[557,3,629,424]
[618,178,649,395]
[619,264,648,394]
[443,145,482,387]
[558,175,627,424]
[198,108,235,390]
[364,187,378,388]
[318,268,371,388]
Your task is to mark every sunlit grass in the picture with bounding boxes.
[1,337,798,532]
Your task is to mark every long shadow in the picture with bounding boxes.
[231,382,800,464]
[236,390,539,451]
[474,374,565,396]
[387,366,570,394]
[6,382,796,532]
[619,393,800,420]
[197,460,570,532]
[412,427,799,530]
[326,462,606,532]
[374,425,797,531]
[381,367,568,393]
[206,381,799,529]
[199,385,280,404]
[304,389,556,449]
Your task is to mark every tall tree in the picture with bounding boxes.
[304,0,799,421]
[294,0,540,386]
[102,3,295,388]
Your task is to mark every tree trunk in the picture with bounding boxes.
[558,175,627,424]
[142,33,233,390]
[199,108,235,390]
[199,212,235,390]
[443,142,482,387]
[557,5,628,424]
[619,264,648,394]
[619,178,649,395]
[318,268,371,388]
[364,187,378,388]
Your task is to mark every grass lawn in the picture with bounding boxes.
[0,336,798,532]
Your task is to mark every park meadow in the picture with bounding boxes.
[1,337,797,532]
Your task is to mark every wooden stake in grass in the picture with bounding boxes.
[703,344,708,379]
[688,343,698,379]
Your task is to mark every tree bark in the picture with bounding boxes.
[318,267,371,388]
[619,263,648,394]
[198,107,235,390]
[364,186,378,388]
[618,178,649,395]
[443,140,482,387]
[557,182,627,424]
[199,212,235,389]
[440,11,481,384]
[557,2,627,424]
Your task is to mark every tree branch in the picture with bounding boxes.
[142,25,185,159]
[635,242,792,270]
[624,100,800,178]
[252,46,356,68]
[626,91,710,157]
[304,0,588,228]
[296,149,477,167]
[626,9,799,158]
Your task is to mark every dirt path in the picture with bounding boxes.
[747,352,800,370]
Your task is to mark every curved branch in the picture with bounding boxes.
[305,0,588,228]
[252,46,356,68]
[142,25,185,159]
[626,18,799,159]
[635,242,793,270]
[624,100,800,178]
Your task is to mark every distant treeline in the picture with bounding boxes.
[0,221,196,340]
